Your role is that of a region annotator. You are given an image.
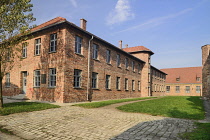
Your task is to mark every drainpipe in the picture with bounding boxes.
[87,36,94,101]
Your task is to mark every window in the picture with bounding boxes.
[196,77,200,82]
[125,58,129,69]
[49,68,56,87]
[34,70,41,87]
[6,49,10,61]
[132,61,135,71]
[132,80,135,91]
[185,86,190,93]
[116,54,120,67]
[22,43,27,58]
[196,86,201,93]
[138,81,140,91]
[175,86,180,93]
[116,77,120,90]
[106,50,111,64]
[138,64,141,73]
[176,78,180,82]
[35,38,41,55]
[74,69,82,88]
[105,75,111,89]
[50,33,57,52]
[125,78,128,90]
[166,86,170,93]
[75,36,82,54]
[5,73,10,87]
[92,44,99,59]
[92,72,98,88]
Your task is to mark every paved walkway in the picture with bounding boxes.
[0,97,207,140]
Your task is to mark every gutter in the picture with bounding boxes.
[87,36,94,101]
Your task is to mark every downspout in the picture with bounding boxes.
[87,36,94,101]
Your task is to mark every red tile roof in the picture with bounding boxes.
[160,67,202,83]
[123,46,154,54]
[32,17,66,32]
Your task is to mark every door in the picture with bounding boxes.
[22,72,27,94]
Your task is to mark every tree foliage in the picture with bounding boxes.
[0,0,35,108]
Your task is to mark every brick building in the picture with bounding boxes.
[202,44,210,99]
[3,17,166,103]
[161,67,202,96]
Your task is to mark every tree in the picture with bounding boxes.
[0,0,35,108]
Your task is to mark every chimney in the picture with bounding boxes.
[125,44,128,48]
[119,40,122,49]
[80,18,87,30]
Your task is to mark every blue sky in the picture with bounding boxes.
[31,0,210,69]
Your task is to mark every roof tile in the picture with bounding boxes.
[160,67,202,83]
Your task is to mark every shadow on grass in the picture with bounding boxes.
[167,96,205,120]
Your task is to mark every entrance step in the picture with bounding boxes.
[8,94,29,100]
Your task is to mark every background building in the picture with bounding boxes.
[161,67,202,96]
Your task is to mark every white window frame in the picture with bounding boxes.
[175,86,180,93]
[105,75,111,89]
[34,70,41,87]
[106,49,111,64]
[132,80,135,91]
[49,68,56,87]
[116,77,120,90]
[5,73,10,87]
[125,58,129,69]
[75,36,82,54]
[50,33,57,52]
[116,54,120,67]
[132,61,135,72]
[138,64,141,73]
[22,43,27,58]
[92,44,99,59]
[74,69,82,88]
[166,86,170,93]
[196,86,201,93]
[138,81,140,91]
[35,38,41,55]
[125,78,128,90]
[185,86,190,93]
[92,72,98,89]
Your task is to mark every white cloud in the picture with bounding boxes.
[69,0,77,8]
[114,8,193,34]
[106,0,135,25]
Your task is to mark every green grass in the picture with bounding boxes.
[0,102,60,115]
[180,122,210,140]
[117,96,205,120]
[73,97,157,108]
[0,125,14,135]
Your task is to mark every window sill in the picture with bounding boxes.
[117,66,122,69]
[92,88,100,90]
[33,87,40,88]
[49,51,57,54]
[93,59,100,62]
[125,69,129,71]
[34,54,40,56]
[125,90,129,91]
[117,89,121,91]
[5,86,11,88]
[74,87,82,89]
[75,53,84,57]
[106,89,111,91]
[107,63,112,66]
[48,87,56,89]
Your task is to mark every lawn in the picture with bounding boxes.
[0,102,60,115]
[117,96,205,120]
[73,97,157,108]
[180,122,210,140]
